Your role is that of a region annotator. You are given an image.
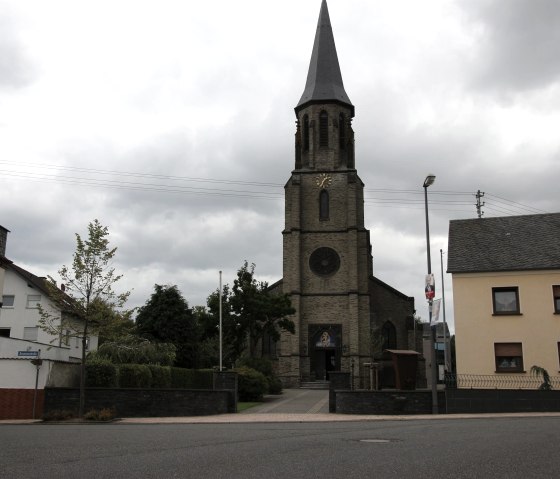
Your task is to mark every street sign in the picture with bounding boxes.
[18,350,39,357]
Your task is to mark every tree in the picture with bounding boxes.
[208,262,295,361]
[38,219,129,416]
[90,298,136,346]
[135,284,200,368]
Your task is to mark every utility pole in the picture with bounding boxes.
[475,190,485,218]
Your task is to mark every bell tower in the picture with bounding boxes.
[278,0,375,386]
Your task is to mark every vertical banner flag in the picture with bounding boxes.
[431,298,441,325]
[425,274,435,300]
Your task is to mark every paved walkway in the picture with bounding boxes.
[241,388,329,414]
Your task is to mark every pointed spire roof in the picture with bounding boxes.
[296,0,354,116]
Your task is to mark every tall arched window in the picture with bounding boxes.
[339,113,346,149]
[382,321,397,351]
[303,115,310,151]
[319,190,329,220]
[319,110,328,147]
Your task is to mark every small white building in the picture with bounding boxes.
[0,226,96,419]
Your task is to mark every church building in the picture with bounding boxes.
[271,0,417,388]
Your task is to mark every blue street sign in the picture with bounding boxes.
[18,351,39,357]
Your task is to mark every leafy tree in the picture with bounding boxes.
[135,284,199,368]
[38,219,129,416]
[208,262,295,361]
[90,298,136,345]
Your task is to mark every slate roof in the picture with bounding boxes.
[447,213,560,273]
[295,0,354,116]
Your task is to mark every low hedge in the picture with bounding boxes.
[86,360,118,388]
[148,365,172,388]
[118,364,152,388]
[84,361,213,389]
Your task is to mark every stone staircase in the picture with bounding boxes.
[300,380,330,390]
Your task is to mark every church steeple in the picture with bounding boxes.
[296,0,354,117]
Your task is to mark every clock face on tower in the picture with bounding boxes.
[315,173,332,188]
[309,247,340,276]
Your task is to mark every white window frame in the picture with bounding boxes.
[23,327,39,341]
[2,295,15,308]
[26,294,41,309]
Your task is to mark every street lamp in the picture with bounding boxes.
[423,174,438,414]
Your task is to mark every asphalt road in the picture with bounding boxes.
[2,417,559,479]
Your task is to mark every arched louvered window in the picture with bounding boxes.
[319,111,328,147]
[319,189,329,221]
[303,115,310,151]
[339,113,346,149]
[382,321,397,351]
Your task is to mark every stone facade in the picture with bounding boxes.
[272,1,415,388]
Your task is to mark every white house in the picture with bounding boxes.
[0,226,97,419]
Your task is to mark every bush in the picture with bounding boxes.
[148,365,172,388]
[237,357,282,395]
[86,359,118,388]
[237,357,274,377]
[267,376,283,395]
[170,367,191,388]
[83,408,116,421]
[90,339,176,366]
[170,368,214,389]
[235,366,268,401]
[118,364,152,388]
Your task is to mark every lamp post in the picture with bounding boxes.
[423,174,438,414]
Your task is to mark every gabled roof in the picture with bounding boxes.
[2,259,50,295]
[2,258,76,313]
[447,213,560,273]
[295,0,354,115]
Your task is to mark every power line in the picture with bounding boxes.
[0,160,548,215]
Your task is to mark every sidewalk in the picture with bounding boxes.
[3,387,560,425]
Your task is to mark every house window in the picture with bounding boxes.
[319,190,329,220]
[492,287,520,315]
[26,294,41,309]
[319,110,328,147]
[553,285,560,314]
[495,343,523,372]
[23,327,39,341]
[303,114,310,151]
[0,328,10,338]
[2,295,15,308]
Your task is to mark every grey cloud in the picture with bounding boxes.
[460,0,560,93]
[0,12,36,89]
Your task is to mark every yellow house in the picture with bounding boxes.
[448,213,560,387]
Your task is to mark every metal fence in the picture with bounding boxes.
[444,373,560,390]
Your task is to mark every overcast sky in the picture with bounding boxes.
[2,0,560,332]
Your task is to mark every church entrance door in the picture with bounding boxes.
[314,349,336,380]
[310,326,341,381]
